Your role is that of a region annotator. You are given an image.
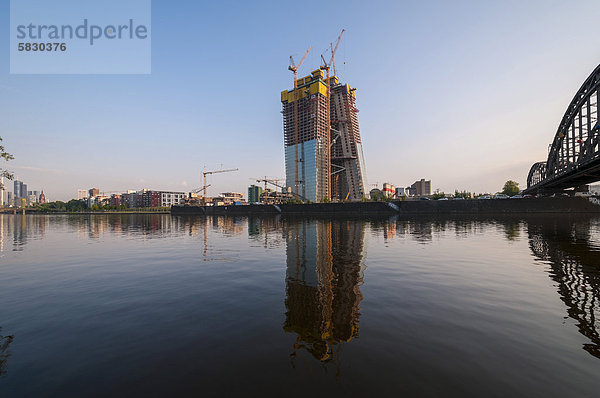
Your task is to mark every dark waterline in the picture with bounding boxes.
[0,214,599,397]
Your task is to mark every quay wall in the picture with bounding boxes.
[171,197,600,216]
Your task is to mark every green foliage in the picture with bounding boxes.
[0,137,14,190]
[37,199,88,212]
[431,192,446,200]
[502,180,520,196]
[33,201,172,213]
[370,191,382,201]
[454,190,472,199]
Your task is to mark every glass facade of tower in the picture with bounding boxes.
[284,138,328,202]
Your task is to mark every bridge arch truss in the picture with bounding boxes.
[526,64,600,193]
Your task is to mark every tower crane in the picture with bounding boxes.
[253,177,306,202]
[251,177,283,198]
[288,46,312,199]
[320,29,345,201]
[202,167,238,203]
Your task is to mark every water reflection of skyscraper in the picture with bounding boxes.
[283,219,365,364]
[0,214,47,251]
[528,218,600,359]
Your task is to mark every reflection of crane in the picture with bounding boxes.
[203,167,238,202]
[320,29,345,201]
[289,46,312,198]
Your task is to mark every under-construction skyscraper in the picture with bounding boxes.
[281,71,367,202]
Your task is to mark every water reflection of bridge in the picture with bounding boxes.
[528,217,600,358]
[283,219,366,365]
[0,328,14,378]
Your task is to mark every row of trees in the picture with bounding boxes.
[35,199,88,212]
[33,201,170,212]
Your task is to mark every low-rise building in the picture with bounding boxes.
[160,191,186,207]
[213,192,245,206]
[411,179,431,197]
[370,188,383,200]
[260,189,294,204]
[110,194,121,207]
[382,183,395,198]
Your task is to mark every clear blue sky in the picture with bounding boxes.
[2,0,600,200]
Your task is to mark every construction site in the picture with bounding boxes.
[281,29,368,203]
[176,29,368,208]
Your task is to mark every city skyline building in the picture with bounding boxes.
[410,179,431,197]
[281,69,367,202]
[248,185,263,203]
[330,81,368,201]
[14,180,27,199]
[0,177,5,206]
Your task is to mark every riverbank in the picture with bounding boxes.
[0,210,170,215]
[171,196,600,216]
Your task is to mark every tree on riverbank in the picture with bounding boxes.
[0,137,14,190]
[502,180,520,196]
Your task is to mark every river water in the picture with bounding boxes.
[0,214,599,397]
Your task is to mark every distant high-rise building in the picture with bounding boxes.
[248,185,263,203]
[89,188,100,197]
[411,179,431,197]
[0,177,5,205]
[7,192,13,205]
[77,189,88,200]
[14,180,23,198]
[281,70,367,202]
[39,191,46,204]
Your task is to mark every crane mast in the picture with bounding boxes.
[288,46,312,200]
[320,29,345,201]
[202,167,238,204]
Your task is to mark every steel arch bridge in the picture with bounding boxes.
[525,64,600,194]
